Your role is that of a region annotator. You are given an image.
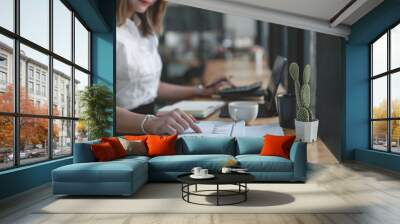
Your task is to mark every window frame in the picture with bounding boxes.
[370,20,400,154]
[0,0,92,171]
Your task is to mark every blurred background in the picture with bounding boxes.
[157,3,344,160]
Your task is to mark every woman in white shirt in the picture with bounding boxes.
[116,0,224,135]
[116,0,224,114]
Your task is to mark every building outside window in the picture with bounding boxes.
[28,66,34,80]
[35,83,40,95]
[28,81,34,94]
[0,71,6,84]
[370,22,400,154]
[0,0,91,170]
[0,54,7,90]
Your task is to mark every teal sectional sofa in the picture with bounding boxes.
[52,136,307,196]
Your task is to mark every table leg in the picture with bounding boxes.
[245,183,247,201]
[195,184,198,192]
[217,184,219,206]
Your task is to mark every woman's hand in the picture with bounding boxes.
[144,109,202,135]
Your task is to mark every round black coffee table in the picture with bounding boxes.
[177,173,255,206]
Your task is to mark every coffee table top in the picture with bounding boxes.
[177,172,255,185]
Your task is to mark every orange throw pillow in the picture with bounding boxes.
[101,137,126,158]
[124,135,148,141]
[260,135,296,159]
[91,142,117,162]
[146,135,177,157]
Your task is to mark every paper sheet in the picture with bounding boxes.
[181,121,283,137]
[182,121,245,137]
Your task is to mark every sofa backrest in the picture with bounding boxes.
[73,140,100,163]
[235,137,263,155]
[177,136,236,155]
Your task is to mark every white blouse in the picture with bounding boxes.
[116,18,162,110]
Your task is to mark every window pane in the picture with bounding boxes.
[53,119,72,158]
[74,69,89,118]
[0,116,13,170]
[372,121,388,151]
[75,18,89,70]
[53,0,72,60]
[20,117,49,165]
[75,120,88,143]
[0,0,14,31]
[372,77,387,119]
[0,35,14,112]
[391,120,400,153]
[391,24,400,70]
[391,72,400,118]
[20,0,49,49]
[20,44,49,115]
[53,59,72,117]
[372,33,387,76]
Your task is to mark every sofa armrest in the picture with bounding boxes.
[289,141,307,181]
[73,140,100,163]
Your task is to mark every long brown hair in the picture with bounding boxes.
[117,0,167,36]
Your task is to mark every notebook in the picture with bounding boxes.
[157,100,225,118]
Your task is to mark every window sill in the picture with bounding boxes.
[0,156,72,176]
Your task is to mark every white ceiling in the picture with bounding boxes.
[225,0,352,22]
[169,0,384,38]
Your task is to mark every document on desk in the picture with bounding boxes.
[182,121,284,137]
[182,121,245,137]
[157,100,225,118]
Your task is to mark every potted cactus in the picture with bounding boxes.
[289,63,319,143]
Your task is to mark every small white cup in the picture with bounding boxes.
[221,167,232,174]
[191,167,202,176]
[228,101,259,123]
[199,169,208,176]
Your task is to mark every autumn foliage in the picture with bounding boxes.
[0,85,59,151]
[372,99,400,141]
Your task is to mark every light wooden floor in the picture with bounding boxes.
[1,140,400,224]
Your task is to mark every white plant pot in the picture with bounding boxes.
[295,119,319,143]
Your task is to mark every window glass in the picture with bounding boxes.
[372,121,388,151]
[74,18,89,70]
[20,44,49,115]
[74,69,89,118]
[392,120,400,153]
[53,59,72,117]
[20,0,49,49]
[20,117,49,165]
[53,119,72,157]
[0,116,13,170]
[391,72,400,118]
[0,35,13,113]
[75,120,88,143]
[372,77,387,119]
[372,33,387,76]
[0,0,14,31]
[391,24,400,70]
[53,0,72,60]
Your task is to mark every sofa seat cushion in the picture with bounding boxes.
[53,158,147,183]
[149,154,235,172]
[236,155,293,172]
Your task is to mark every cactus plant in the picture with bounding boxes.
[289,63,301,108]
[289,63,313,122]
